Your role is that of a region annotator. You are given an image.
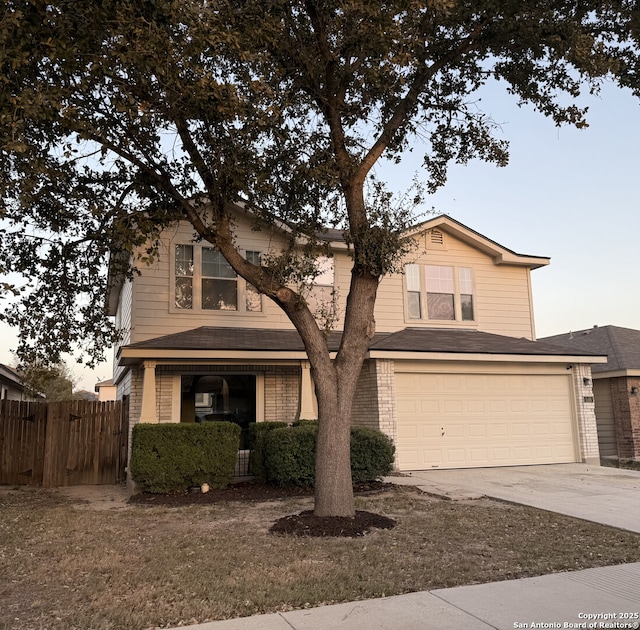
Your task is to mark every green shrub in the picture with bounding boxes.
[290,419,319,427]
[350,426,395,483]
[130,422,240,493]
[263,424,317,487]
[247,421,288,481]
[262,423,395,487]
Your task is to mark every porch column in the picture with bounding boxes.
[299,361,318,420]
[139,360,159,424]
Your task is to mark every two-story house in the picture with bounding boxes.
[108,209,605,471]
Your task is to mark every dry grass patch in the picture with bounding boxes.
[1,485,640,630]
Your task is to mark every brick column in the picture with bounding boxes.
[374,360,397,445]
[572,364,600,465]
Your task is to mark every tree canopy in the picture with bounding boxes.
[17,360,76,401]
[1,0,639,515]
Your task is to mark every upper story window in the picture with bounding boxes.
[245,251,262,313]
[303,256,336,317]
[175,245,194,309]
[174,244,262,313]
[405,264,474,322]
[202,247,237,310]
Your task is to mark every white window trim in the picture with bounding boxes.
[404,264,476,324]
[170,243,265,315]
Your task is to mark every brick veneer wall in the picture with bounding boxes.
[351,359,397,445]
[156,373,175,423]
[264,367,300,423]
[351,361,379,430]
[572,364,600,464]
[375,360,397,444]
[610,376,640,459]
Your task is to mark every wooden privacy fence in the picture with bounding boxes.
[0,399,129,487]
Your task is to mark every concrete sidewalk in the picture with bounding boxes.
[177,563,640,630]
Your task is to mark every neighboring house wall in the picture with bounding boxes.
[96,384,117,401]
[539,327,640,462]
[610,376,640,460]
[0,365,26,401]
[1,381,24,401]
[593,379,617,458]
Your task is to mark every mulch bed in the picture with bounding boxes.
[128,480,393,506]
[128,481,397,537]
[270,509,397,537]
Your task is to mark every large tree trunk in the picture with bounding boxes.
[314,376,355,517]
[313,272,379,517]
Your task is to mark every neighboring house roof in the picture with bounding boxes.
[0,363,24,389]
[540,325,640,375]
[95,378,115,392]
[74,389,99,401]
[119,326,604,365]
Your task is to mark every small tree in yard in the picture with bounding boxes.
[1,1,639,517]
[17,360,76,401]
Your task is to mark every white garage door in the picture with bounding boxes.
[396,372,577,470]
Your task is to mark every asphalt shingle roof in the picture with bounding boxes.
[540,325,640,373]
[125,327,602,358]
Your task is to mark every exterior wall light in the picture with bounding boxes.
[630,386,638,396]
[583,377,591,386]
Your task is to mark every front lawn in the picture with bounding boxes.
[1,484,639,630]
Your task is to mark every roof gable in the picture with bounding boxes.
[409,215,550,270]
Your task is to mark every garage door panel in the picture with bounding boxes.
[469,448,490,462]
[396,372,577,471]
[532,400,550,412]
[444,400,463,413]
[510,400,528,413]
[421,400,440,414]
[490,423,509,437]
[511,423,531,436]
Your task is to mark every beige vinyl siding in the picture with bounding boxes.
[125,217,538,344]
[113,277,133,383]
[115,276,133,342]
[376,234,535,338]
[128,220,333,343]
[593,378,617,457]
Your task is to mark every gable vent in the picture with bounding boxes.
[429,229,444,246]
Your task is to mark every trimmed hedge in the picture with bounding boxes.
[247,421,288,481]
[263,424,317,486]
[130,422,241,493]
[350,426,396,483]
[262,423,395,487]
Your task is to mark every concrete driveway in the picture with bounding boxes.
[390,463,640,533]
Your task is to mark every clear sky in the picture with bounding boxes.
[1,79,638,390]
